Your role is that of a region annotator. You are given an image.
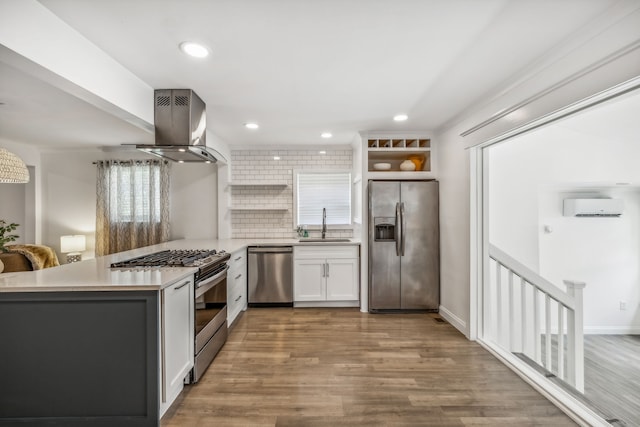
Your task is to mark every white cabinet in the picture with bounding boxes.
[326,258,359,300]
[160,276,194,416]
[294,259,325,300]
[294,245,359,306]
[227,248,247,325]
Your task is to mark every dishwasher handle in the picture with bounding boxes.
[248,246,293,253]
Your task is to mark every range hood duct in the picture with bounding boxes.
[135,89,220,163]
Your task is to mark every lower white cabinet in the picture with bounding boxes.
[294,245,359,304]
[227,248,247,325]
[160,276,194,416]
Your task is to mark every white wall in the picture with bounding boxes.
[39,149,219,262]
[487,119,640,333]
[0,178,25,244]
[434,128,471,333]
[171,162,218,240]
[40,150,98,260]
[434,6,640,339]
[539,189,640,333]
[0,139,41,243]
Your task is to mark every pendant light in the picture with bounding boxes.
[0,148,30,183]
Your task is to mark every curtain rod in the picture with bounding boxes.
[92,160,169,165]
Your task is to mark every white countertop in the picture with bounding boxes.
[0,238,360,293]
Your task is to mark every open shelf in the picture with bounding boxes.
[367,138,430,149]
[228,181,288,187]
[229,206,289,211]
[365,136,433,174]
[368,151,431,173]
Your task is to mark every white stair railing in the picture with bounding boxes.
[488,244,586,392]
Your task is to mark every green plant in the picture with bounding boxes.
[0,220,19,252]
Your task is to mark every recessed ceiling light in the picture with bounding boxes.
[273,156,281,160]
[179,42,209,58]
[319,150,327,155]
[321,132,332,138]
[244,122,259,129]
[393,114,408,122]
[178,160,185,164]
[178,148,186,152]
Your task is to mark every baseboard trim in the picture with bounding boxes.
[294,301,360,308]
[439,305,467,336]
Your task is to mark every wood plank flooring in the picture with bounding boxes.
[162,308,575,426]
[583,335,640,426]
[526,334,640,426]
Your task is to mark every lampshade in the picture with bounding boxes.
[0,148,30,183]
[60,235,86,253]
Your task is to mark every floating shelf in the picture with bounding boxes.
[228,181,288,187]
[230,206,289,211]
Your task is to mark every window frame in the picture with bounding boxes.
[293,169,353,229]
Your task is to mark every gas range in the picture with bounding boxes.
[112,248,231,383]
[110,249,230,281]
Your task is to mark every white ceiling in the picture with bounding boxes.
[0,0,622,149]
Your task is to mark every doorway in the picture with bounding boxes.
[476,86,640,426]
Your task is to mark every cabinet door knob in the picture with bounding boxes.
[235,295,242,302]
[235,274,242,280]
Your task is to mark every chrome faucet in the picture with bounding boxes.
[322,208,327,239]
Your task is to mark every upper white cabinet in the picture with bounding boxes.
[227,248,247,325]
[294,245,359,307]
[160,276,194,416]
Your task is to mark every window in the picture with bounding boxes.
[111,164,162,222]
[95,159,170,256]
[295,170,352,227]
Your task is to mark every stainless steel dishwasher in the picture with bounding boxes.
[248,246,293,306]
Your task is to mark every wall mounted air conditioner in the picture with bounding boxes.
[563,198,624,217]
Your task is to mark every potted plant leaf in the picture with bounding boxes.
[0,220,19,253]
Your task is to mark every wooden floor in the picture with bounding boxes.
[583,335,640,426]
[162,308,575,426]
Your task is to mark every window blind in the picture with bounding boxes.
[296,171,351,226]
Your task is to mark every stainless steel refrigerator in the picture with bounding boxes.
[368,180,439,312]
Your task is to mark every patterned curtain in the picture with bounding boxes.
[95,160,170,256]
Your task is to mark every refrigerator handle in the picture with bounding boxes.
[395,202,401,256]
[400,202,406,256]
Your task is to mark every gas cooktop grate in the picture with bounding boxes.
[111,249,219,268]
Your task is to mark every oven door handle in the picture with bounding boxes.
[195,265,229,298]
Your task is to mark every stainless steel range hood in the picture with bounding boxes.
[135,89,220,163]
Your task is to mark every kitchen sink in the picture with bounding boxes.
[298,238,351,243]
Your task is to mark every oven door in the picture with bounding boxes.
[194,265,228,356]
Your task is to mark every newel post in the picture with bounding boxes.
[563,280,586,393]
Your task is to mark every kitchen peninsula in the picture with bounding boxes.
[0,238,360,427]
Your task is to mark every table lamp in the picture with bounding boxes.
[60,235,86,263]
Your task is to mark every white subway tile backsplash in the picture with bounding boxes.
[230,148,353,238]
